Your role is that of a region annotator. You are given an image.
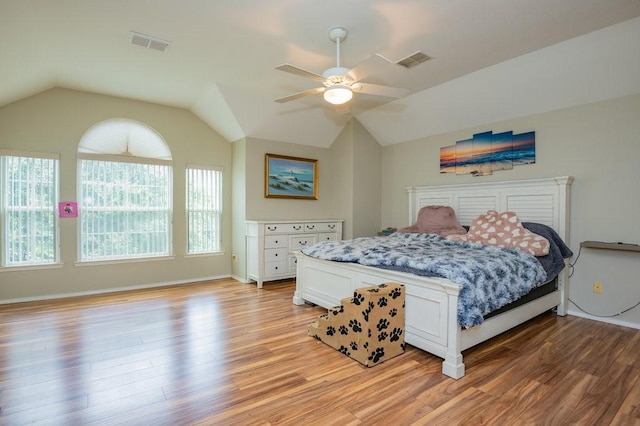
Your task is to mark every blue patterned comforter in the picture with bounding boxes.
[301,233,547,328]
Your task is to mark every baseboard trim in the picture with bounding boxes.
[0,274,232,305]
[567,308,640,330]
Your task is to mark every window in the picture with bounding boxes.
[186,166,223,254]
[79,158,172,262]
[1,153,59,266]
[78,119,173,262]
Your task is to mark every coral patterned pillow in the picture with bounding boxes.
[447,210,550,256]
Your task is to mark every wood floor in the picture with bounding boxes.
[1,278,640,425]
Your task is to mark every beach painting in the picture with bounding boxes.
[265,153,318,199]
[440,130,535,176]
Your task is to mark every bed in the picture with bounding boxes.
[293,176,573,379]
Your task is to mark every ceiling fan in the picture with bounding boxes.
[275,27,409,106]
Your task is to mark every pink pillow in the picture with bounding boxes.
[398,205,467,237]
[447,210,550,256]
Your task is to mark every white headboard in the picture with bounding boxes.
[407,176,573,242]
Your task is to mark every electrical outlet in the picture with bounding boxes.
[232,253,238,262]
[593,281,603,294]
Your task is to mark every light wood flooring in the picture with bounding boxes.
[1,278,640,425]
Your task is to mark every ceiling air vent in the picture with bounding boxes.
[395,51,431,69]
[129,31,171,52]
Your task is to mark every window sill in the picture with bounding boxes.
[1,263,64,273]
[184,251,225,259]
[75,255,176,267]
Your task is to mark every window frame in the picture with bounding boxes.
[77,152,173,263]
[185,164,223,255]
[1,150,60,268]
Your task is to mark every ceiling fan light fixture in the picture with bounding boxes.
[324,85,352,105]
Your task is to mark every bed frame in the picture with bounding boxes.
[294,176,573,379]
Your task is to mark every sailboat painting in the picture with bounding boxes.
[265,153,318,199]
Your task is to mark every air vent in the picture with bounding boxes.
[396,51,431,69]
[129,31,171,52]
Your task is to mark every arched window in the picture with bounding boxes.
[77,119,173,262]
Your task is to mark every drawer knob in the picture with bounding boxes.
[267,226,277,231]
[306,225,315,230]
[293,225,301,230]
[275,253,278,257]
[328,224,335,229]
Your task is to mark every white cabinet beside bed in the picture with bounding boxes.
[246,220,343,288]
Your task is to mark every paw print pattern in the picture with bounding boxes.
[348,319,362,333]
[368,329,372,338]
[362,301,374,321]
[339,325,349,335]
[389,288,402,299]
[330,305,344,316]
[377,318,390,331]
[390,327,403,342]
[326,326,336,336]
[352,293,365,305]
[368,347,385,364]
[377,296,388,308]
[350,341,358,351]
[338,346,351,356]
[389,308,398,317]
[378,331,388,342]
[367,287,380,293]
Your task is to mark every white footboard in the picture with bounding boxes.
[294,252,466,379]
[295,252,563,379]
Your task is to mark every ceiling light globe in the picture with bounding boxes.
[324,85,353,105]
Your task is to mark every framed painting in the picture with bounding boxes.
[265,153,318,199]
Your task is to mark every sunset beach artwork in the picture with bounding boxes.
[440,130,535,176]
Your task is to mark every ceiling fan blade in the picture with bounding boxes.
[345,54,391,83]
[275,64,326,83]
[353,83,409,99]
[275,87,325,103]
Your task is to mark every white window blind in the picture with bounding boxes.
[79,159,172,262]
[186,166,222,254]
[2,154,58,266]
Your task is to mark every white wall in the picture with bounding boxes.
[0,88,233,302]
[381,94,640,328]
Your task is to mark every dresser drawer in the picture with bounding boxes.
[318,232,338,242]
[289,255,298,272]
[265,235,288,249]
[264,261,288,276]
[265,247,287,262]
[304,222,340,233]
[264,223,304,234]
[289,235,318,251]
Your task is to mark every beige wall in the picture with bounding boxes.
[0,88,233,301]
[381,94,640,327]
[350,119,382,238]
[231,138,247,281]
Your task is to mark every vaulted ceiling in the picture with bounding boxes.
[2,0,640,148]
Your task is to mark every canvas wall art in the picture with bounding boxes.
[440,130,535,176]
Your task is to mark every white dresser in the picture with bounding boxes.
[246,220,343,288]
